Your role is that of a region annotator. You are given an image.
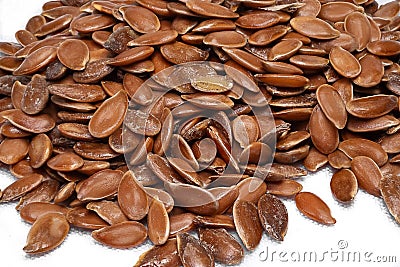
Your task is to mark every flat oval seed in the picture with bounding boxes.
[13,46,58,75]
[347,115,400,133]
[367,40,400,57]
[351,156,382,197]
[0,138,29,165]
[319,2,363,22]
[108,46,155,66]
[57,39,89,71]
[233,200,263,251]
[47,84,106,103]
[338,138,388,166]
[203,31,246,48]
[344,12,371,51]
[92,221,147,249]
[258,193,288,241]
[161,42,209,64]
[66,207,108,230]
[29,133,52,168]
[73,59,115,84]
[222,48,264,73]
[20,203,68,224]
[249,25,289,46]
[88,90,128,138]
[72,14,116,33]
[118,171,149,220]
[353,54,384,88]
[125,109,161,136]
[1,173,43,202]
[47,152,84,172]
[120,6,160,33]
[235,11,280,29]
[295,192,336,224]
[186,0,239,18]
[148,198,170,245]
[316,84,347,129]
[182,93,234,110]
[134,239,181,267]
[330,169,358,202]
[199,228,244,265]
[86,200,128,225]
[329,46,361,78]
[77,169,123,201]
[303,147,328,172]
[276,131,310,151]
[129,30,178,46]
[381,174,400,224]
[255,74,309,88]
[266,179,303,197]
[346,94,397,119]
[21,74,49,115]
[23,213,69,254]
[290,16,340,40]
[192,19,235,33]
[177,233,214,267]
[309,105,339,154]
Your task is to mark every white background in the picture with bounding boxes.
[0,0,399,266]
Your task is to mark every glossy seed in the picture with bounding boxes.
[316,84,347,129]
[303,147,328,172]
[48,84,106,103]
[13,46,57,75]
[266,179,303,197]
[92,221,147,249]
[344,12,371,51]
[23,213,69,254]
[0,138,29,165]
[121,6,160,33]
[118,171,149,221]
[161,42,209,64]
[352,54,384,88]
[309,105,339,154]
[330,169,358,202]
[177,232,215,267]
[19,202,68,224]
[134,239,182,267]
[295,192,336,224]
[249,25,289,46]
[329,46,361,78]
[233,200,263,250]
[381,174,400,224]
[66,207,108,230]
[290,16,340,40]
[1,173,43,202]
[346,95,397,119]
[129,30,178,46]
[367,40,400,57]
[351,156,382,197]
[57,39,89,71]
[28,133,52,168]
[199,228,244,265]
[268,39,303,61]
[203,31,246,48]
[148,198,170,245]
[47,152,84,172]
[338,138,386,166]
[255,74,309,88]
[235,11,280,29]
[186,0,238,18]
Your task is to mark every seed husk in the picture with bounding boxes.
[295,192,336,225]
[330,169,358,202]
[92,221,147,249]
[23,213,69,254]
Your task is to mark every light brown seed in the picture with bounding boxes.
[23,213,69,254]
[316,84,347,129]
[344,12,371,51]
[54,182,75,203]
[92,221,147,249]
[328,150,351,169]
[249,25,289,46]
[274,144,310,164]
[353,54,384,88]
[129,30,178,46]
[203,31,246,48]
[0,138,29,165]
[318,2,363,22]
[329,46,361,78]
[72,14,116,33]
[182,93,234,110]
[276,131,310,151]
[20,202,69,224]
[233,200,263,250]
[366,40,400,57]
[232,115,259,148]
[177,232,215,267]
[235,11,280,29]
[13,46,58,75]
[266,179,303,197]
[381,174,400,224]
[192,19,235,33]
[347,115,399,133]
[186,0,238,18]
[295,192,336,224]
[222,48,265,73]
[346,94,397,119]
[108,46,155,66]
[351,156,382,197]
[57,39,89,71]
[28,133,52,168]
[169,213,197,237]
[303,147,328,172]
[258,193,288,241]
[268,39,303,61]
[118,171,149,221]
[199,228,244,265]
[309,105,339,154]
[48,84,106,103]
[0,173,43,202]
[330,169,358,202]
[290,16,340,40]
[339,138,388,166]
[148,198,170,245]
[125,109,161,136]
[134,238,182,267]
[120,6,160,33]
[255,74,309,88]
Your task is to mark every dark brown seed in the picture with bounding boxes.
[23,213,69,254]
[118,171,149,221]
[351,156,382,197]
[309,105,339,154]
[258,193,288,241]
[47,152,84,172]
[330,169,358,202]
[177,233,215,267]
[1,173,43,202]
[92,221,147,249]
[316,84,347,129]
[161,42,209,64]
[199,228,244,265]
[233,200,263,250]
[295,192,336,224]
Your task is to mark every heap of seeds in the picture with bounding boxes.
[0,0,400,265]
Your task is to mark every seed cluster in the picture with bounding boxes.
[0,0,400,266]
